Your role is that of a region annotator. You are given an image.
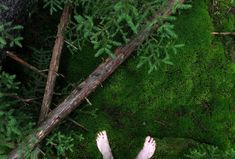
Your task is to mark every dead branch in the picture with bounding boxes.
[38,5,71,124]
[6,51,47,78]
[4,93,38,104]
[8,0,185,158]
[68,117,88,132]
[212,32,235,35]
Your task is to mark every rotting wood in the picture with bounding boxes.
[8,0,185,158]
[38,4,71,124]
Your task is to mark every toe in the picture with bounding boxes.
[103,131,108,140]
[152,140,156,145]
[152,142,156,147]
[150,137,154,143]
[145,136,151,143]
[96,136,100,142]
[152,141,156,148]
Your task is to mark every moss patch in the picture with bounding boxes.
[63,0,235,158]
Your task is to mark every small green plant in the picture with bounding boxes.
[43,0,66,15]
[43,0,191,73]
[0,22,24,49]
[185,144,235,159]
[45,131,75,158]
[0,4,24,49]
[137,22,185,73]
[210,0,235,31]
[63,0,191,73]
[0,68,22,157]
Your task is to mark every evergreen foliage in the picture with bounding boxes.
[0,68,28,158]
[45,131,75,158]
[0,4,28,158]
[63,0,190,72]
[0,5,23,49]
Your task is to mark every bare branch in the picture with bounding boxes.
[68,117,88,132]
[38,4,71,124]
[212,32,235,35]
[6,51,47,78]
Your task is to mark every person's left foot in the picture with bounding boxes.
[96,130,113,159]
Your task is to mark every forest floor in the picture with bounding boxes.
[3,0,235,158]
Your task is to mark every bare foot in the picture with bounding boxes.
[96,130,113,159]
[136,136,156,159]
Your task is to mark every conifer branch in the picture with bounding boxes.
[8,0,185,158]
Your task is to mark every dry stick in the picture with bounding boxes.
[38,4,71,124]
[212,32,235,35]
[7,51,70,83]
[4,93,38,104]
[8,0,184,158]
[6,51,47,78]
[68,117,89,132]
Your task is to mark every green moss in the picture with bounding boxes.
[211,0,235,32]
[61,45,102,83]
[63,0,235,158]
[222,14,235,32]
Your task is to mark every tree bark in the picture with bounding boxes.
[8,0,185,158]
[38,4,71,124]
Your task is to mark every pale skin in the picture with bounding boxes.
[96,130,156,159]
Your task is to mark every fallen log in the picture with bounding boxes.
[8,0,185,158]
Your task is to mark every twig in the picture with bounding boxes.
[8,1,185,158]
[38,4,71,124]
[212,32,235,35]
[85,97,92,105]
[68,117,88,132]
[6,51,47,78]
[4,93,39,104]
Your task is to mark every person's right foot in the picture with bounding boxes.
[136,136,156,159]
[96,130,113,159]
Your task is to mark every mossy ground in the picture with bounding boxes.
[60,0,235,158]
[13,0,235,158]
